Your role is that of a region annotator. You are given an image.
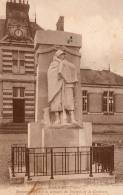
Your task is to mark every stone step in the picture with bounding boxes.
[0,122,27,127]
[0,130,27,134]
[0,126,27,129]
[9,170,115,184]
[0,123,28,134]
[25,174,115,184]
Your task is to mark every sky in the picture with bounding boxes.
[0,0,123,76]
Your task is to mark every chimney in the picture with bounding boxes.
[56,16,64,31]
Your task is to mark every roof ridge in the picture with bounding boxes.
[81,68,123,85]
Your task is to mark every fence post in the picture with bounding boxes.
[77,147,79,174]
[109,145,114,175]
[65,147,66,175]
[46,148,48,176]
[26,148,31,180]
[11,146,15,177]
[25,147,27,176]
[89,146,93,177]
[50,148,54,179]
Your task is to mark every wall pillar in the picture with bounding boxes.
[0,47,3,123]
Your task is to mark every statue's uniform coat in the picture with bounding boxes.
[48,55,78,112]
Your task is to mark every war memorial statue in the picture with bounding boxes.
[47,49,78,125]
[28,30,92,148]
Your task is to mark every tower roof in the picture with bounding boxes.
[0,0,44,42]
[0,19,43,41]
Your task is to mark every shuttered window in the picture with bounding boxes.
[103,91,114,114]
[12,50,25,73]
[82,90,88,113]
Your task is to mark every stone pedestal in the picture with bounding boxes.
[28,122,92,148]
[28,121,92,173]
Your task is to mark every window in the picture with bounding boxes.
[103,91,114,114]
[13,51,18,67]
[103,91,108,112]
[82,90,88,113]
[20,87,25,97]
[12,50,25,73]
[13,87,18,97]
[20,51,25,67]
[13,87,25,98]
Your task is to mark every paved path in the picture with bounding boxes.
[0,182,123,195]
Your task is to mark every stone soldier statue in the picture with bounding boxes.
[47,50,78,124]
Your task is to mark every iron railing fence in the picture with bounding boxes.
[92,145,114,175]
[11,145,114,180]
[11,144,27,177]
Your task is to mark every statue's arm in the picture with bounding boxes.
[58,61,65,80]
[63,59,75,69]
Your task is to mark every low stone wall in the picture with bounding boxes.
[114,146,123,175]
[0,134,27,183]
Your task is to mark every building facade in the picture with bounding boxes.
[0,1,123,142]
[81,69,123,144]
[0,0,42,124]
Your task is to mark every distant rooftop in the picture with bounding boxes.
[80,69,123,86]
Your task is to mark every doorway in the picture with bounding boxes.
[13,99,25,123]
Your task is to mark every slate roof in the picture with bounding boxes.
[30,22,44,39]
[80,69,123,86]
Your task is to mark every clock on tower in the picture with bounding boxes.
[14,29,23,39]
[6,1,32,41]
